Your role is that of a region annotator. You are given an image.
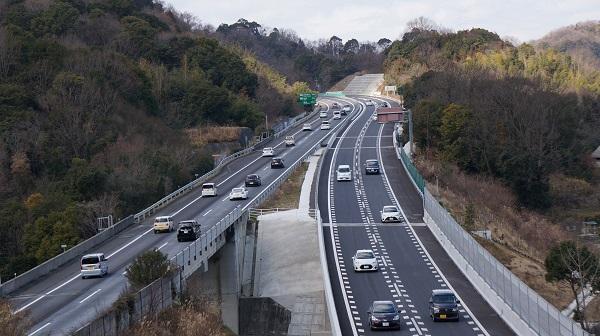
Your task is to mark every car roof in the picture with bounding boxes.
[179,220,197,224]
[155,215,172,220]
[356,249,374,253]
[273,157,282,160]
[247,174,258,177]
[432,289,454,295]
[372,300,394,305]
[82,253,104,258]
[366,159,378,162]
[263,147,273,150]
[338,164,350,168]
[202,183,215,186]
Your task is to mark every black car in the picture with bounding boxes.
[365,159,380,174]
[429,289,460,321]
[368,301,401,330]
[271,157,285,169]
[245,174,261,187]
[177,220,201,242]
[340,109,347,116]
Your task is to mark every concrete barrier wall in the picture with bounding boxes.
[239,297,291,336]
[0,215,133,296]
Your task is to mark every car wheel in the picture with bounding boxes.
[177,238,181,242]
[153,230,158,234]
[81,276,86,280]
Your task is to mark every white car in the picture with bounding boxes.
[372,113,378,121]
[336,164,351,181]
[302,123,312,131]
[284,135,295,146]
[381,205,401,223]
[319,111,327,118]
[80,253,108,279]
[229,187,249,200]
[342,105,352,112]
[321,121,331,130]
[201,183,217,197]
[333,111,341,120]
[365,100,374,106]
[262,147,274,157]
[353,249,378,272]
[153,215,175,233]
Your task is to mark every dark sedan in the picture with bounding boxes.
[364,159,380,175]
[270,157,285,169]
[429,289,460,321]
[177,220,201,242]
[368,301,401,330]
[245,174,261,187]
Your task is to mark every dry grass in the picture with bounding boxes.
[416,156,575,309]
[185,126,243,147]
[259,162,308,209]
[0,300,30,336]
[329,73,359,91]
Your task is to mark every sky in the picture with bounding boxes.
[164,0,600,43]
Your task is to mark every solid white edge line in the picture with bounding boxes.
[376,122,490,336]
[28,322,51,336]
[327,98,365,336]
[157,242,168,250]
[79,288,102,304]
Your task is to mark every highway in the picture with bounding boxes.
[11,97,360,336]
[318,95,516,336]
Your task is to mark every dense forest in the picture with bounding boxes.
[0,0,314,279]
[207,18,388,90]
[386,21,600,210]
[536,20,600,71]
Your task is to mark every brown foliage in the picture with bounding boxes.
[0,300,30,336]
[185,126,243,147]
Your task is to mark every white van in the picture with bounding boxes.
[336,165,352,181]
[153,215,174,233]
[321,120,331,130]
[201,183,217,197]
[80,253,108,279]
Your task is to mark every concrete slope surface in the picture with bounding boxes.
[343,74,384,95]
[11,97,356,336]
[318,93,515,336]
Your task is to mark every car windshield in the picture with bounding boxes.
[356,251,375,259]
[202,185,214,189]
[373,303,396,313]
[366,161,379,167]
[232,188,244,193]
[155,217,170,223]
[82,256,100,264]
[338,167,350,173]
[383,206,397,213]
[263,148,272,151]
[433,294,456,303]
[247,175,257,179]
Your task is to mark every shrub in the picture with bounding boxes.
[126,249,172,289]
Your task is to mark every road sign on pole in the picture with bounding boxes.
[298,93,317,106]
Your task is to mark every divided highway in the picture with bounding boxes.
[318,96,515,336]
[11,97,359,336]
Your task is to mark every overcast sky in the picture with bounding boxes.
[165,0,600,43]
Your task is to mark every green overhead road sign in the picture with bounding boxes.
[298,93,317,105]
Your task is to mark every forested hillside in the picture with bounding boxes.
[536,21,600,71]
[386,24,600,209]
[0,0,309,279]
[209,18,387,90]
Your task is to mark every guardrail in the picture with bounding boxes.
[0,215,134,296]
[391,127,590,336]
[134,108,318,224]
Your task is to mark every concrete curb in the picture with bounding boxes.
[423,210,537,336]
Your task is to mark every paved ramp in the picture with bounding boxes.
[342,74,384,95]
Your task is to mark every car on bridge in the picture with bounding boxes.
[201,183,217,197]
[364,159,380,174]
[342,104,351,112]
[153,215,175,233]
[229,187,249,200]
[352,249,378,272]
[333,111,341,120]
[177,220,201,242]
[319,111,328,118]
[302,123,312,131]
[245,174,261,187]
[336,164,351,181]
[271,157,285,169]
[80,253,109,279]
[262,147,274,157]
[367,301,401,330]
[285,135,295,146]
[381,205,401,223]
[429,289,460,322]
[320,120,331,130]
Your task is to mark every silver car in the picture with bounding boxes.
[80,253,108,279]
[381,205,401,223]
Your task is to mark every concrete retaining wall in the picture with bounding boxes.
[239,297,291,336]
[0,215,133,296]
